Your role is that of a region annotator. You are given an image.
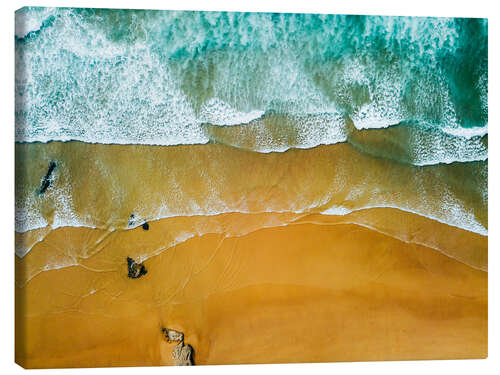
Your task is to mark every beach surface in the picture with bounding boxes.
[15,9,488,368]
[15,143,487,368]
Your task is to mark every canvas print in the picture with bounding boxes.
[15,7,488,368]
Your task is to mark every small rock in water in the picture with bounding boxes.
[172,342,194,366]
[162,328,184,342]
[37,160,57,195]
[126,257,147,279]
[142,222,149,230]
[128,214,135,227]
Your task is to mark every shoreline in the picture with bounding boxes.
[15,141,488,236]
[15,207,488,288]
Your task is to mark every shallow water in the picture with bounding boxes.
[15,142,487,239]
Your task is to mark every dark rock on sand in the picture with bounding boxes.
[126,257,147,279]
[142,222,149,230]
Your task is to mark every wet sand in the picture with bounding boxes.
[15,142,487,237]
[15,212,487,368]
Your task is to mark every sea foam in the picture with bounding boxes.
[15,9,488,166]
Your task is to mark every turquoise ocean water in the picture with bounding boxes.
[15,8,487,165]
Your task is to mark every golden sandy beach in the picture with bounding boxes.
[15,216,487,367]
[15,143,488,368]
